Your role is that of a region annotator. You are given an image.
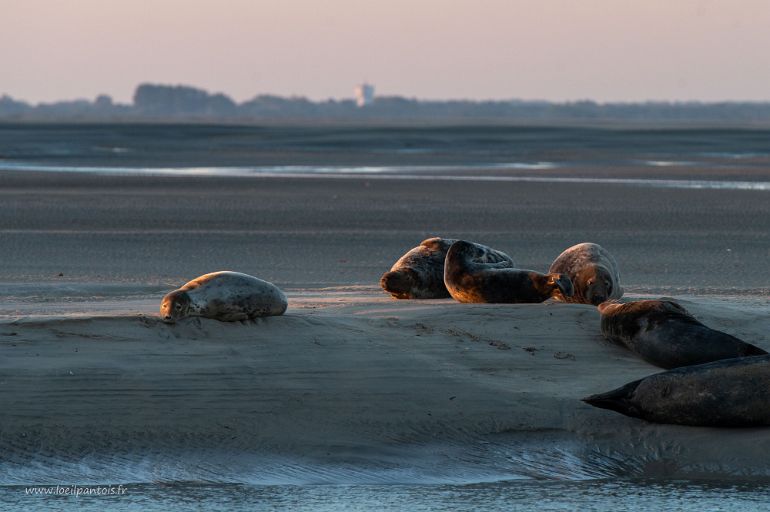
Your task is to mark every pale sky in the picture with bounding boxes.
[2,0,770,104]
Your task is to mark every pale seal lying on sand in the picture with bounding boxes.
[161,271,288,323]
[380,237,514,299]
[549,242,622,305]
[583,355,770,427]
[599,300,767,369]
[444,240,573,303]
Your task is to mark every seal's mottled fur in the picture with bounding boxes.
[161,271,287,323]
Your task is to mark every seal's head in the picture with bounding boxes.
[160,290,192,323]
[576,265,615,305]
[582,379,644,419]
[380,269,417,299]
[449,240,485,260]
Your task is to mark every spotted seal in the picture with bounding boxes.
[444,240,573,303]
[583,355,770,427]
[549,242,622,305]
[160,271,288,323]
[380,237,514,299]
[599,300,767,369]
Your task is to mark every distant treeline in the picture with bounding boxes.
[3,83,770,124]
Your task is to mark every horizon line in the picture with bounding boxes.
[5,83,770,107]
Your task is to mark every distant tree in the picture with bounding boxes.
[133,83,237,117]
[94,94,114,108]
[0,95,31,115]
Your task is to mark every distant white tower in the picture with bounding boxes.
[354,82,375,107]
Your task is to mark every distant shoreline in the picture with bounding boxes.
[5,83,770,126]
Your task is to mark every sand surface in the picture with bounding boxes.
[1,290,770,483]
[1,166,770,483]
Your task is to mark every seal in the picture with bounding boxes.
[444,240,573,303]
[599,300,767,369]
[582,354,770,427]
[380,237,514,299]
[160,271,288,323]
[548,242,622,305]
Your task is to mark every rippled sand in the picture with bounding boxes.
[1,290,769,485]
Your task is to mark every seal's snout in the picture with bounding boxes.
[159,292,181,323]
[582,392,630,414]
[380,270,414,295]
[582,381,642,419]
[551,274,573,298]
[745,344,769,356]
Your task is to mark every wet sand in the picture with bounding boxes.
[1,170,770,291]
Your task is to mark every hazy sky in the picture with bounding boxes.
[2,0,770,104]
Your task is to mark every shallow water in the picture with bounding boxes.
[4,162,770,191]
[4,480,770,512]
[3,123,770,173]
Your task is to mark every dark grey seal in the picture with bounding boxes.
[599,300,766,369]
[549,242,622,305]
[444,240,573,303]
[583,355,770,427]
[161,271,288,323]
[380,237,514,299]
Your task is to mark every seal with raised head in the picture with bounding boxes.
[549,242,622,305]
[582,354,770,427]
[599,300,767,369]
[380,237,514,299]
[444,240,573,303]
[160,271,288,323]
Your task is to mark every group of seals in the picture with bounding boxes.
[382,237,769,428]
[381,238,615,305]
[164,239,614,323]
[160,271,287,323]
[165,238,611,321]
[160,239,767,429]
